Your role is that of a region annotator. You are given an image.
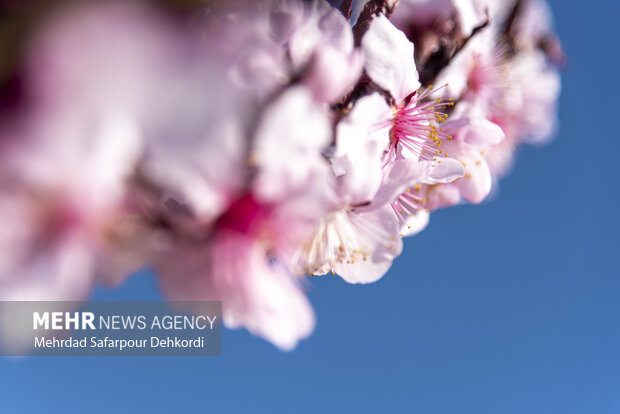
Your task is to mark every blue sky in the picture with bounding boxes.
[1,0,619,412]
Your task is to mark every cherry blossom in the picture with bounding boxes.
[0,0,562,349]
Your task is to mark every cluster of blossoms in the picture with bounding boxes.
[0,0,562,349]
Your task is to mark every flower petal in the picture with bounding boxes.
[253,87,332,203]
[334,93,391,204]
[157,232,315,351]
[444,117,505,147]
[364,159,431,210]
[361,14,420,103]
[400,208,430,237]
[335,205,402,284]
[426,157,466,184]
[455,149,493,204]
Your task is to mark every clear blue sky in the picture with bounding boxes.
[1,0,619,412]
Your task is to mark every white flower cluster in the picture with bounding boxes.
[0,0,562,349]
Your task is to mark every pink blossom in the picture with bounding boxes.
[155,199,317,351]
[292,159,414,283]
[434,28,509,112]
[438,40,560,178]
[211,0,363,103]
[472,0,555,50]
[154,87,333,349]
[0,1,174,300]
[360,16,463,170]
[493,50,561,146]
[292,16,465,282]
[397,115,505,216]
[292,94,400,282]
[432,7,560,178]
[0,0,563,350]
[281,0,363,102]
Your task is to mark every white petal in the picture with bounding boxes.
[426,183,462,210]
[142,63,246,223]
[335,205,402,284]
[455,149,492,204]
[444,117,505,147]
[253,87,332,203]
[334,93,391,204]
[401,209,430,237]
[426,158,465,184]
[305,46,364,103]
[361,15,420,103]
[363,159,431,210]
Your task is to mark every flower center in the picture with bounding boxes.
[387,87,454,163]
[295,209,368,276]
[216,193,264,234]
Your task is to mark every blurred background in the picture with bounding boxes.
[1,0,619,412]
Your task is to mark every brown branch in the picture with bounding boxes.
[418,14,490,86]
[453,14,490,58]
[503,0,524,39]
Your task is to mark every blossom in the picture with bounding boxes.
[358,16,460,169]
[210,0,362,103]
[293,15,464,283]
[434,28,509,111]
[393,114,505,219]
[359,14,466,200]
[0,0,562,350]
[483,49,560,177]
[432,1,561,178]
[0,1,172,300]
[154,87,333,349]
[492,50,561,146]
[471,0,556,51]
[279,0,364,103]
[292,93,401,282]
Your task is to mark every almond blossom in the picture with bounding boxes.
[153,87,333,349]
[208,0,362,103]
[393,114,505,221]
[0,1,169,300]
[0,0,563,350]
[293,15,464,283]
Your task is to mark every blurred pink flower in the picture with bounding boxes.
[435,28,509,112]
[493,50,561,146]
[484,50,560,177]
[472,0,555,50]
[433,11,560,178]
[273,0,364,103]
[212,0,362,103]
[155,87,333,349]
[0,0,563,350]
[0,1,176,299]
